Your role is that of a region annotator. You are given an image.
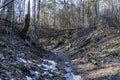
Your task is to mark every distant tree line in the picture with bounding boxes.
[0,0,120,43]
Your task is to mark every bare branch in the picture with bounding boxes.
[0,0,15,9]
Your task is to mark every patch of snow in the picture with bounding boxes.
[50,69,54,73]
[41,63,56,71]
[65,73,73,80]
[64,66,73,72]
[42,71,49,75]
[64,66,83,80]
[41,64,51,70]
[10,78,14,80]
[18,58,27,63]
[43,59,57,66]
[27,60,32,64]
[17,58,33,64]
[38,59,57,72]
[30,70,39,78]
[54,50,57,55]
[26,76,33,80]
[73,75,83,80]
[65,73,83,80]
[42,71,53,77]
[37,64,42,67]
[48,73,53,77]
[34,71,39,77]
[40,59,57,77]
[0,79,2,80]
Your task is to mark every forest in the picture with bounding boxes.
[0,0,120,80]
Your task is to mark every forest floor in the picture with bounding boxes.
[0,24,120,80]
[0,26,71,80]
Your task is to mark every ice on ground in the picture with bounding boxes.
[26,76,33,80]
[41,64,51,70]
[64,66,73,72]
[65,73,83,80]
[54,50,57,55]
[43,59,57,66]
[43,59,57,69]
[48,73,53,77]
[64,66,83,80]
[17,58,57,79]
[27,60,32,64]
[65,73,73,80]
[73,75,83,80]
[37,64,42,67]
[17,58,33,64]
[38,59,57,71]
[30,70,39,77]
[42,71,49,75]
[41,63,56,70]
[38,59,57,77]
[34,71,39,76]
[42,71,53,76]
[18,58,27,63]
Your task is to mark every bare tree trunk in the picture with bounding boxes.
[20,0,30,39]
[82,1,85,27]
[36,0,41,42]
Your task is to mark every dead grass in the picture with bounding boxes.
[86,66,120,79]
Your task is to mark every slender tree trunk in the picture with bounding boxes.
[82,1,85,27]
[20,0,30,39]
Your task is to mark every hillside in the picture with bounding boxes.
[40,25,120,80]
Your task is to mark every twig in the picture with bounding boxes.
[0,0,15,9]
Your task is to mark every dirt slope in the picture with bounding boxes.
[40,26,120,80]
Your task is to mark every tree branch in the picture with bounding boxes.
[0,0,15,9]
